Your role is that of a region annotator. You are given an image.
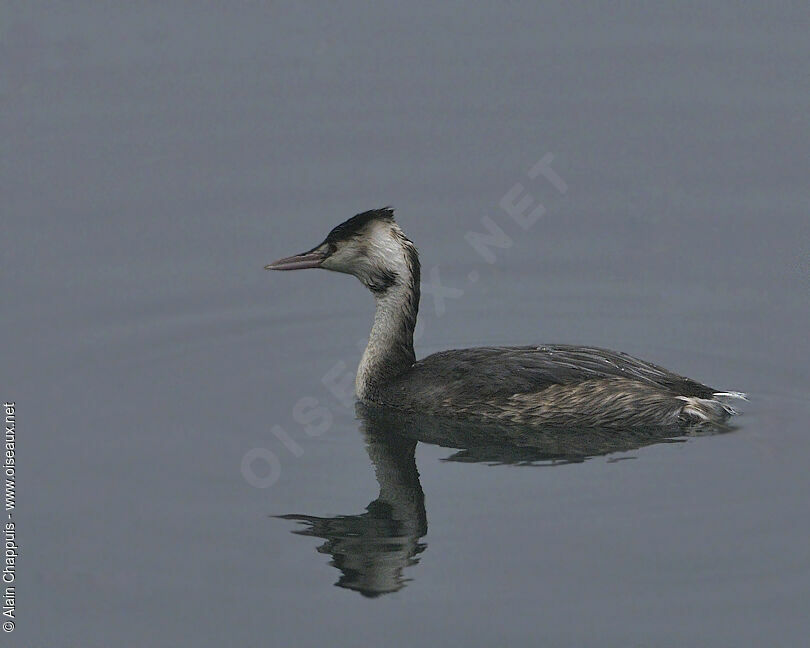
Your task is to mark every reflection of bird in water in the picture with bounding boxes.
[278,404,733,597]
[266,209,746,429]
[278,422,426,598]
[354,403,730,466]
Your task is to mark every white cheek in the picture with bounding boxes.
[366,225,408,275]
[322,243,358,273]
[321,222,408,279]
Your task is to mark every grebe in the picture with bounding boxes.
[266,209,745,428]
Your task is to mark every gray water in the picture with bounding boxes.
[3,2,810,646]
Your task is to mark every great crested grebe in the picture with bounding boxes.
[266,208,745,428]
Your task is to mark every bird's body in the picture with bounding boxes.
[267,209,744,429]
[379,345,738,428]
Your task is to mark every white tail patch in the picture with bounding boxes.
[712,391,749,401]
[677,396,737,422]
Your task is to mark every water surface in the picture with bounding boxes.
[2,2,809,646]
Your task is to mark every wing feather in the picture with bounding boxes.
[400,345,714,401]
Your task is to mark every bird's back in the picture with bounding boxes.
[375,345,731,428]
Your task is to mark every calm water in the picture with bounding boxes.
[3,2,810,646]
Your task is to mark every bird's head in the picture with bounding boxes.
[265,208,418,294]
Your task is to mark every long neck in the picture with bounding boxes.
[356,252,420,400]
